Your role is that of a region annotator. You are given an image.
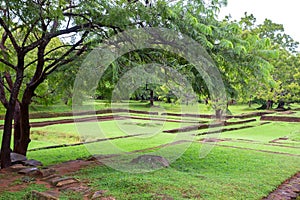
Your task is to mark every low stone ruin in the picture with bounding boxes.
[131,155,170,168]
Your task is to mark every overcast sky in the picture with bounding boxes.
[218,0,300,44]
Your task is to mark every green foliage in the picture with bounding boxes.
[2,0,286,113]
[218,12,300,106]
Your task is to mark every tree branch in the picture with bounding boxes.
[0,58,15,70]
[4,72,13,90]
[45,44,74,57]
[62,4,80,11]
[45,44,87,76]
[0,75,8,108]
[23,23,92,54]
[28,40,49,89]
[63,12,92,23]
[49,23,92,38]
[21,18,40,47]
[44,31,89,76]
[0,32,8,51]
[26,31,88,91]
[50,19,59,33]
[24,44,72,69]
[0,17,20,52]
[22,16,125,54]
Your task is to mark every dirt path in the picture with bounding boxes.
[0,159,99,193]
[261,115,300,122]
[0,158,116,199]
[263,172,300,200]
[0,172,27,193]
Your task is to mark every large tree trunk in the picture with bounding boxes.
[13,86,33,155]
[0,105,14,168]
[167,96,171,103]
[204,98,209,105]
[12,41,49,156]
[266,100,273,110]
[1,68,24,168]
[13,102,21,151]
[149,89,154,107]
[13,103,31,155]
[248,95,253,108]
[277,100,285,110]
[215,109,222,120]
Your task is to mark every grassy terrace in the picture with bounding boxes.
[1,141,300,199]
[0,102,299,199]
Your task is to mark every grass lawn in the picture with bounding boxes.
[2,142,299,200]
[209,121,300,142]
[71,143,300,200]
[28,119,191,147]
[0,103,299,199]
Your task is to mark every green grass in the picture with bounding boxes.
[29,114,112,122]
[289,130,300,141]
[226,103,262,114]
[218,141,300,155]
[28,119,190,147]
[0,184,47,200]
[212,122,300,142]
[0,103,300,199]
[1,114,298,161]
[70,143,300,200]
[6,142,300,199]
[27,145,91,166]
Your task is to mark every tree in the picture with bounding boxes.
[1,0,206,168]
[240,15,300,108]
[93,0,276,117]
[0,0,146,168]
[271,51,300,108]
[177,8,276,115]
[215,13,282,109]
[257,20,300,108]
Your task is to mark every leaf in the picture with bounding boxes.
[234,45,247,55]
[256,50,279,59]
[220,39,234,49]
[197,23,213,36]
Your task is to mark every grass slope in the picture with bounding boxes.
[71,143,300,200]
